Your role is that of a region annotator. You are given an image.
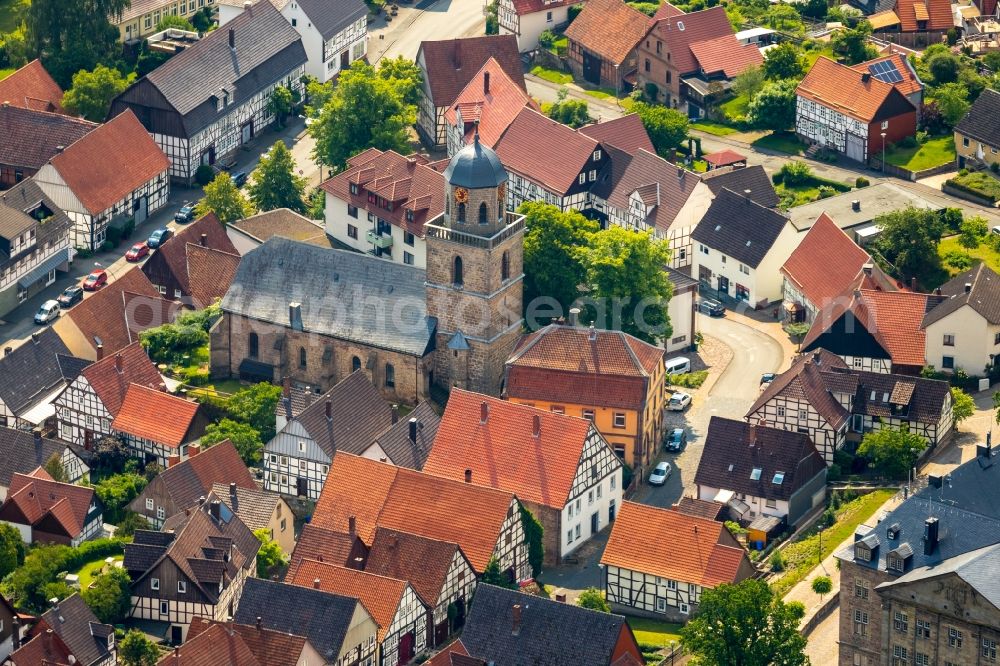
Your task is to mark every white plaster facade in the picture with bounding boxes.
[665,287,693,354]
[923,304,1000,376]
[559,426,623,558]
[796,96,870,162]
[323,193,428,269]
[693,221,799,307]
[498,0,569,52]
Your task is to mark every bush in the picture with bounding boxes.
[643,82,658,102]
[855,176,870,188]
[959,168,969,176]
[538,29,556,49]
[769,549,785,572]
[821,506,836,527]
[818,185,837,199]
[105,225,123,248]
[943,250,973,270]
[195,164,215,186]
[567,3,584,22]
[993,162,1000,173]
[827,463,842,483]
[898,135,918,148]
[776,161,813,186]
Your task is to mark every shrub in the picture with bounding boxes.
[993,162,1000,173]
[959,168,969,176]
[105,225,123,247]
[769,549,785,572]
[538,29,556,49]
[821,506,836,527]
[644,82,659,102]
[915,130,928,144]
[777,161,813,186]
[855,176,870,188]
[195,164,215,186]
[827,463,842,482]
[567,3,584,21]
[943,250,973,270]
[818,185,836,199]
[898,135,918,148]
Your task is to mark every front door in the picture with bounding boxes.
[718,275,730,295]
[609,500,616,522]
[170,626,182,645]
[453,598,466,630]
[590,511,599,535]
[296,476,308,497]
[845,132,865,162]
[399,632,415,664]
[582,51,601,85]
[133,195,148,224]
[340,49,350,71]
[84,430,94,451]
[241,120,253,144]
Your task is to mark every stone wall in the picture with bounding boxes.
[521,499,562,566]
[837,561,890,666]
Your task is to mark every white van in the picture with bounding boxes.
[665,356,691,375]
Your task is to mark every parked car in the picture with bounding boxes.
[231,171,248,188]
[665,428,687,452]
[648,462,672,486]
[33,300,60,324]
[82,269,107,291]
[56,285,84,308]
[668,391,692,411]
[993,226,1000,235]
[760,372,776,386]
[697,298,725,317]
[174,203,197,223]
[665,356,691,375]
[147,228,172,248]
[125,242,150,262]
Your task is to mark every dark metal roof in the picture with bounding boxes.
[691,187,789,268]
[955,88,1000,147]
[922,263,1000,327]
[297,0,367,40]
[701,164,780,208]
[291,370,395,458]
[372,400,441,470]
[0,328,78,417]
[0,428,69,489]
[443,134,508,189]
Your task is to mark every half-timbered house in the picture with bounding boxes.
[424,390,623,564]
[0,468,103,546]
[108,1,307,183]
[444,59,536,158]
[32,110,170,250]
[311,453,532,582]
[235,577,380,666]
[264,370,394,499]
[563,0,650,92]
[54,342,163,451]
[290,558,431,666]
[111,383,205,469]
[0,105,94,189]
[0,429,88,497]
[0,328,87,431]
[601,501,755,621]
[125,495,259,644]
[31,594,115,666]
[211,481,296,554]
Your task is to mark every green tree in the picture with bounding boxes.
[253,528,286,577]
[82,567,131,623]
[682,579,808,666]
[62,65,132,121]
[377,55,423,106]
[873,206,945,287]
[94,473,148,524]
[520,201,599,317]
[811,575,832,600]
[136,41,173,77]
[247,141,307,213]
[857,426,925,480]
[547,95,591,128]
[196,172,253,224]
[485,0,499,34]
[583,226,673,343]
[0,523,24,580]
[959,215,989,249]
[305,78,334,116]
[267,86,295,129]
[225,382,284,444]
[801,0,830,19]
[927,52,960,84]
[577,587,610,612]
[733,64,766,100]
[27,0,129,87]
[983,51,1000,74]
[116,511,152,538]
[951,387,976,426]
[934,82,971,127]
[632,102,689,158]
[310,61,416,172]
[481,557,516,589]
[831,21,878,65]
[747,79,798,131]
[44,452,68,482]
[119,630,160,666]
[190,7,214,33]
[202,419,264,466]
[763,42,806,80]
[155,14,195,31]
[0,22,34,70]
[764,3,803,31]
[92,435,129,473]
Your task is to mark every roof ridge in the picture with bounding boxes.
[618,331,649,377]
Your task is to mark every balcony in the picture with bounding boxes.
[366,230,393,249]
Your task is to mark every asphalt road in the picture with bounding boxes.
[369,0,487,63]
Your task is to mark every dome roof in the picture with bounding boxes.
[443,133,507,189]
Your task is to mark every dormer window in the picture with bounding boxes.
[350,183,359,195]
[855,543,871,561]
[406,209,414,222]
[887,554,903,572]
[772,472,785,485]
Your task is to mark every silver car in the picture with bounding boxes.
[648,461,672,486]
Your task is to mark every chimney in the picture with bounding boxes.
[55,145,64,154]
[923,517,939,555]
[313,578,321,589]
[677,166,684,180]
[464,468,472,483]
[533,414,541,438]
[167,454,180,468]
[256,616,262,632]
[348,514,356,536]
[30,332,39,344]
[910,277,917,292]
[34,431,43,462]
[480,401,489,423]
[851,200,861,212]
[861,72,871,83]
[229,482,238,511]
[198,495,207,505]
[964,282,972,293]
[588,325,597,342]
[282,376,291,397]
[188,442,201,457]
[812,351,821,364]
[408,417,418,443]
[96,344,104,361]
[935,288,942,296]
[484,71,490,95]
[228,27,235,49]
[977,442,991,459]
[2,347,10,357]
[391,404,399,425]
[289,302,303,331]
[511,604,522,636]
[244,0,252,11]
[862,263,873,276]
[200,233,207,247]
[744,188,752,204]
[928,474,942,488]
[114,353,123,374]
[283,396,292,420]
[325,398,332,420]
[210,499,221,520]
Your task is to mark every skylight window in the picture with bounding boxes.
[750,468,762,481]
[773,472,785,485]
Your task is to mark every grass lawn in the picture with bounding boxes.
[884,136,956,171]
[0,68,13,82]
[187,379,245,400]
[770,489,895,597]
[628,617,683,648]
[530,65,573,85]
[938,235,1000,274]
[719,93,750,122]
[690,120,738,136]
[752,131,807,156]
[775,182,822,208]
[948,170,1000,201]
[804,45,837,68]
[553,36,567,52]
[73,555,124,590]
[620,97,636,112]
[585,89,615,100]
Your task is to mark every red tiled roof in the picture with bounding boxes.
[142,213,239,308]
[578,114,655,155]
[0,106,96,171]
[4,468,96,537]
[187,618,310,666]
[796,57,900,123]
[287,523,369,579]
[0,60,65,113]
[688,34,763,78]
[419,36,525,107]
[895,0,951,31]
[321,149,444,238]
[424,390,594,509]
[747,349,851,427]
[7,626,75,666]
[365,527,466,607]
[159,621,261,666]
[290,559,411,642]
[851,53,923,97]
[509,0,576,15]
[49,109,169,215]
[646,6,735,75]
[564,0,652,65]
[79,341,162,416]
[445,58,536,150]
[601,501,752,586]
[494,107,600,194]
[111,383,200,447]
[781,212,873,309]
[425,640,475,666]
[703,148,747,167]
[653,2,685,18]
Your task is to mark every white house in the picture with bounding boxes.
[921,264,1000,376]
[218,0,368,83]
[666,267,696,354]
[32,111,170,250]
[498,0,576,52]
[691,187,797,308]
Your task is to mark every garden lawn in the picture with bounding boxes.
[804,45,837,68]
[585,89,615,100]
[752,131,807,156]
[938,235,1000,274]
[74,555,124,590]
[719,93,750,122]
[0,68,13,82]
[883,136,956,171]
[628,617,683,648]
[187,379,245,400]
[771,489,895,597]
[949,170,1000,202]
[775,182,822,208]
[691,120,738,136]
[530,66,573,85]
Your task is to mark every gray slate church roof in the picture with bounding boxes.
[444,134,508,189]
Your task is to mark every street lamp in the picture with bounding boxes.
[881,131,887,173]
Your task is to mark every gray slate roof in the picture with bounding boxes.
[41,594,115,666]
[372,400,441,470]
[0,179,73,271]
[701,164,780,208]
[222,237,436,356]
[922,262,1000,327]
[877,542,1000,610]
[955,88,1000,147]
[691,188,789,268]
[0,328,81,417]
[460,584,634,666]
[0,428,69,489]
[297,0,368,40]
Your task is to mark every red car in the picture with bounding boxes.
[82,269,108,291]
[125,242,149,262]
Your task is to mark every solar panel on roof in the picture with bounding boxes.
[869,60,904,84]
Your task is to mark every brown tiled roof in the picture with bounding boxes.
[4,468,96,536]
[688,34,763,78]
[701,164,779,208]
[112,383,201,447]
[289,559,412,642]
[601,501,752,587]
[366,527,467,607]
[0,60,65,113]
[425,390,594,509]
[187,617,310,666]
[781,212,875,309]
[578,114,655,155]
[746,349,850,428]
[159,621,261,666]
[605,149,700,234]
[211,482,280,533]
[8,626,75,665]
[895,0,951,30]
[922,263,1000,327]
[445,58,537,150]
[287,523,369,579]
[425,641,479,666]
[321,149,444,238]
[851,53,923,97]
[703,149,746,167]
[508,0,576,16]
[646,6,735,75]
[311,454,516,572]
[185,243,242,308]
[796,57,904,123]
[39,593,115,666]
[849,369,950,423]
[48,110,168,215]
[504,324,663,411]
[564,0,651,65]
[419,36,525,107]
[494,107,600,194]
[0,106,96,171]
[228,208,331,247]
[671,497,725,520]
[79,341,162,416]
[868,10,901,28]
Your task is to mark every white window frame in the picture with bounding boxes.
[151,578,160,590]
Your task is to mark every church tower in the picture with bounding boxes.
[425,131,525,396]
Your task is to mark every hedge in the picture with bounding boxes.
[772,171,852,192]
[944,177,999,204]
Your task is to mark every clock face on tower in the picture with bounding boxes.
[454,188,469,204]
